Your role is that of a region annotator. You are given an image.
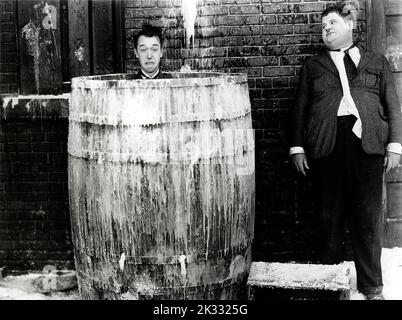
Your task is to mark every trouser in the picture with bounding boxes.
[310,115,384,295]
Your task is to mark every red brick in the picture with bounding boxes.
[124,0,141,7]
[157,0,181,7]
[125,8,164,18]
[263,66,295,77]
[13,172,48,181]
[228,47,261,57]
[309,13,322,23]
[0,52,17,63]
[262,88,295,99]
[4,1,16,12]
[0,63,17,72]
[222,0,251,4]
[0,12,13,22]
[256,78,273,88]
[49,172,67,182]
[0,83,10,93]
[248,56,279,67]
[294,24,322,34]
[124,18,144,29]
[281,55,306,65]
[6,201,37,211]
[196,27,227,37]
[262,46,294,56]
[199,6,228,15]
[261,15,276,24]
[228,26,260,36]
[262,25,293,35]
[5,142,31,152]
[248,78,256,88]
[4,182,34,192]
[214,36,245,47]
[197,16,214,27]
[0,22,16,32]
[16,132,45,142]
[0,32,16,43]
[273,77,290,87]
[229,5,261,15]
[262,4,292,14]
[214,15,258,26]
[32,142,61,152]
[141,0,158,7]
[205,0,223,5]
[231,67,263,78]
[294,3,324,13]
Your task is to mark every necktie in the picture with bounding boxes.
[328,44,358,82]
[343,46,357,82]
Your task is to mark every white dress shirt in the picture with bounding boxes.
[140,69,160,79]
[290,45,402,155]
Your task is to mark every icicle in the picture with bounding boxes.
[119,253,126,271]
[181,0,197,49]
[179,254,187,279]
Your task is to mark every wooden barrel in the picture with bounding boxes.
[68,72,255,299]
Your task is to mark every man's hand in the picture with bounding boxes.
[290,153,309,176]
[384,151,401,173]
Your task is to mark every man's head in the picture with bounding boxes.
[321,4,354,50]
[133,25,164,76]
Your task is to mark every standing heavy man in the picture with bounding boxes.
[290,4,402,300]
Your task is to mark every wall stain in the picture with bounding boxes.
[21,20,40,93]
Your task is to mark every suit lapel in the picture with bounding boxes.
[315,49,340,78]
[356,50,375,71]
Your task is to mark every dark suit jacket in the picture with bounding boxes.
[130,69,173,79]
[290,46,402,158]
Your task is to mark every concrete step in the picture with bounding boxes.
[247,261,352,300]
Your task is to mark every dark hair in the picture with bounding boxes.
[133,24,163,49]
[322,3,353,20]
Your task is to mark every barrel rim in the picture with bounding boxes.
[71,72,248,89]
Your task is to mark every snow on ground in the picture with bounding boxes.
[0,248,401,300]
[0,273,80,300]
[349,248,402,300]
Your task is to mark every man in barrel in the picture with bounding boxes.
[290,3,402,300]
[132,24,172,79]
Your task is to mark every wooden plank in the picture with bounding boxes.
[367,0,387,54]
[68,0,91,78]
[92,0,114,75]
[18,1,38,94]
[112,0,126,73]
[18,0,62,95]
[393,74,402,104]
[60,0,70,83]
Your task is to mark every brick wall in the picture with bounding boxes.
[125,0,367,262]
[0,113,74,272]
[0,0,18,94]
[0,0,367,272]
[0,98,73,272]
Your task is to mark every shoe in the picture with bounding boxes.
[365,293,385,300]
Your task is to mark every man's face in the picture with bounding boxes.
[134,35,163,75]
[322,12,353,50]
